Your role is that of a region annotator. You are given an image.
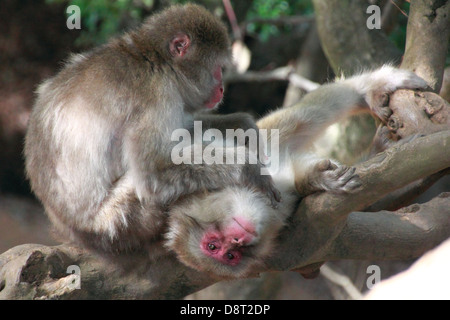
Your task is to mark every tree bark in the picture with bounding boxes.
[311,0,402,164]
[332,193,450,261]
[264,131,450,272]
[1,130,448,299]
[312,0,402,75]
[401,0,450,93]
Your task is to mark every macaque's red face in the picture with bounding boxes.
[166,189,282,278]
[169,32,227,110]
[200,216,256,266]
[204,66,224,109]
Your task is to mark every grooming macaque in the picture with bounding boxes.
[165,66,428,278]
[25,4,279,254]
[24,3,427,279]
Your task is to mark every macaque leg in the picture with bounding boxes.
[258,66,428,196]
[71,174,164,253]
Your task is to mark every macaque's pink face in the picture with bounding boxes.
[204,66,224,109]
[200,216,256,266]
[169,34,226,110]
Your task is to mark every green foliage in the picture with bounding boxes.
[46,0,437,65]
[46,0,153,46]
[46,0,313,46]
[245,0,313,42]
[45,0,226,46]
[46,0,314,46]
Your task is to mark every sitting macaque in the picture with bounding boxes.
[24,4,279,255]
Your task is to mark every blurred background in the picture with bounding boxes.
[0,0,448,299]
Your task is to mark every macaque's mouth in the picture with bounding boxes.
[204,86,224,109]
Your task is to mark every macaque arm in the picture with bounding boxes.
[193,112,268,162]
[193,112,258,132]
[125,108,279,207]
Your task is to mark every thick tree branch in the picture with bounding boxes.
[1,131,449,299]
[330,192,450,261]
[386,90,450,140]
[364,168,449,212]
[317,131,450,223]
[264,131,450,273]
[401,0,450,92]
[0,244,215,299]
[312,0,402,75]
[367,90,450,211]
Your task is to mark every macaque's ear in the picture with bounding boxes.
[169,34,190,57]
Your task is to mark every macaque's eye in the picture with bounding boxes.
[208,242,218,252]
[226,252,234,260]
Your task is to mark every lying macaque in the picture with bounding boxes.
[166,66,427,278]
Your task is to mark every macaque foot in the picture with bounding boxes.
[296,159,362,196]
[366,67,429,122]
[371,124,425,156]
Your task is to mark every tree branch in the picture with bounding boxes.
[0,244,216,299]
[367,89,450,211]
[1,131,449,299]
[224,66,320,92]
[330,192,450,261]
[401,0,450,92]
[264,130,450,273]
[312,0,402,75]
[364,168,449,212]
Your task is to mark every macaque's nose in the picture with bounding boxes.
[224,217,257,248]
[231,237,243,246]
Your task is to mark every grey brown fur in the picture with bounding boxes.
[24,4,428,277]
[166,65,428,278]
[24,4,278,254]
